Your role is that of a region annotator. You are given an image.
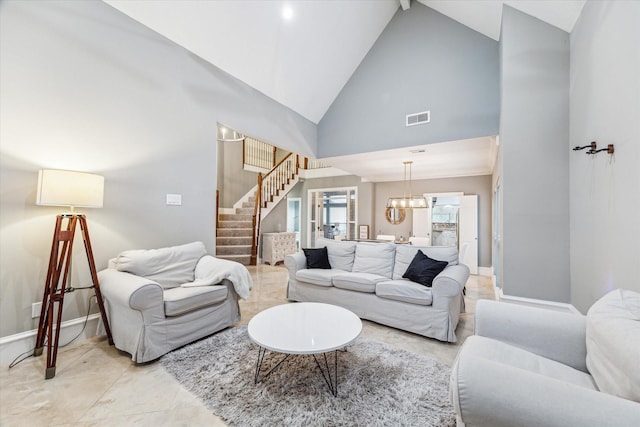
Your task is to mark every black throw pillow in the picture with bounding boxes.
[302,247,331,269]
[402,250,448,287]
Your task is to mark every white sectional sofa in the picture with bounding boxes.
[285,237,469,342]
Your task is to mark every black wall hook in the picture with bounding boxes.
[588,144,615,155]
[573,141,597,152]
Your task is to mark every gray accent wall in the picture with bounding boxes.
[318,2,499,158]
[569,1,640,312]
[499,6,570,302]
[0,0,315,337]
[375,175,493,268]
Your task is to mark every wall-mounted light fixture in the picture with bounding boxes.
[572,141,614,156]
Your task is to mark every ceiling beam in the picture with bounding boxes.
[400,0,411,11]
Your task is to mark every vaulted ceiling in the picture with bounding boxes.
[103,0,585,181]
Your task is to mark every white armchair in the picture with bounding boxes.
[450,290,640,426]
[98,241,252,363]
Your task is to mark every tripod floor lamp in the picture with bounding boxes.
[34,169,113,379]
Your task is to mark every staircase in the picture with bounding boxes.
[216,153,302,265]
[215,197,256,265]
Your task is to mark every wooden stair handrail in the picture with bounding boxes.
[251,174,263,265]
[250,152,299,265]
[261,153,297,205]
[215,190,220,231]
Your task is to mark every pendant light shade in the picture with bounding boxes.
[386,161,427,209]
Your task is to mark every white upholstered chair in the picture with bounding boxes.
[450,290,640,426]
[98,241,252,362]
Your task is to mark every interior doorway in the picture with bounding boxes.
[307,187,357,246]
[412,193,478,274]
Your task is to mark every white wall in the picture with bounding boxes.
[569,1,640,312]
[0,0,315,337]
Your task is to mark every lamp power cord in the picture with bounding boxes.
[8,293,97,369]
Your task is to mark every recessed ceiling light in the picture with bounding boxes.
[282,6,293,20]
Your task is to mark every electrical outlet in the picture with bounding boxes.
[166,194,182,206]
[32,302,42,318]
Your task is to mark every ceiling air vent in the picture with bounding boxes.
[406,110,430,127]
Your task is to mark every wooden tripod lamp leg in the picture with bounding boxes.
[33,214,113,379]
[34,216,64,357]
[78,215,113,345]
[34,214,76,378]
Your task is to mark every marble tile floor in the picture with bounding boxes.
[0,265,495,426]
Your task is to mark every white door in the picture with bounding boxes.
[459,195,478,274]
[412,208,431,243]
[493,183,501,288]
[308,191,322,247]
[287,197,301,250]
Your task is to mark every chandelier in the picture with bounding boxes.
[386,161,427,209]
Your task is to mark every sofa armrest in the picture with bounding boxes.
[430,264,468,310]
[433,264,469,295]
[451,352,640,427]
[285,251,307,273]
[475,299,588,372]
[98,268,165,321]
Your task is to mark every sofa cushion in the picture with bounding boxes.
[316,238,356,272]
[114,241,207,289]
[376,280,433,306]
[393,245,458,280]
[163,285,228,317]
[461,335,598,391]
[332,272,386,293]
[302,247,331,269]
[402,250,448,287]
[352,242,396,278]
[296,268,348,287]
[586,289,640,403]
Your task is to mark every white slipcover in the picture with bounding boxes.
[99,242,250,362]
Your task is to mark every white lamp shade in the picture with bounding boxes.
[36,169,104,208]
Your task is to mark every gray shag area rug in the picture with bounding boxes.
[160,325,456,427]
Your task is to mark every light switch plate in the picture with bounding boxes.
[166,194,182,206]
[32,302,42,318]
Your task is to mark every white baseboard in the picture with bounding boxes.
[478,267,492,277]
[498,289,582,314]
[0,314,100,368]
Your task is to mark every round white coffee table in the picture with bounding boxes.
[248,302,362,396]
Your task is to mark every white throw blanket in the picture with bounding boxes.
[181,255,253,300]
